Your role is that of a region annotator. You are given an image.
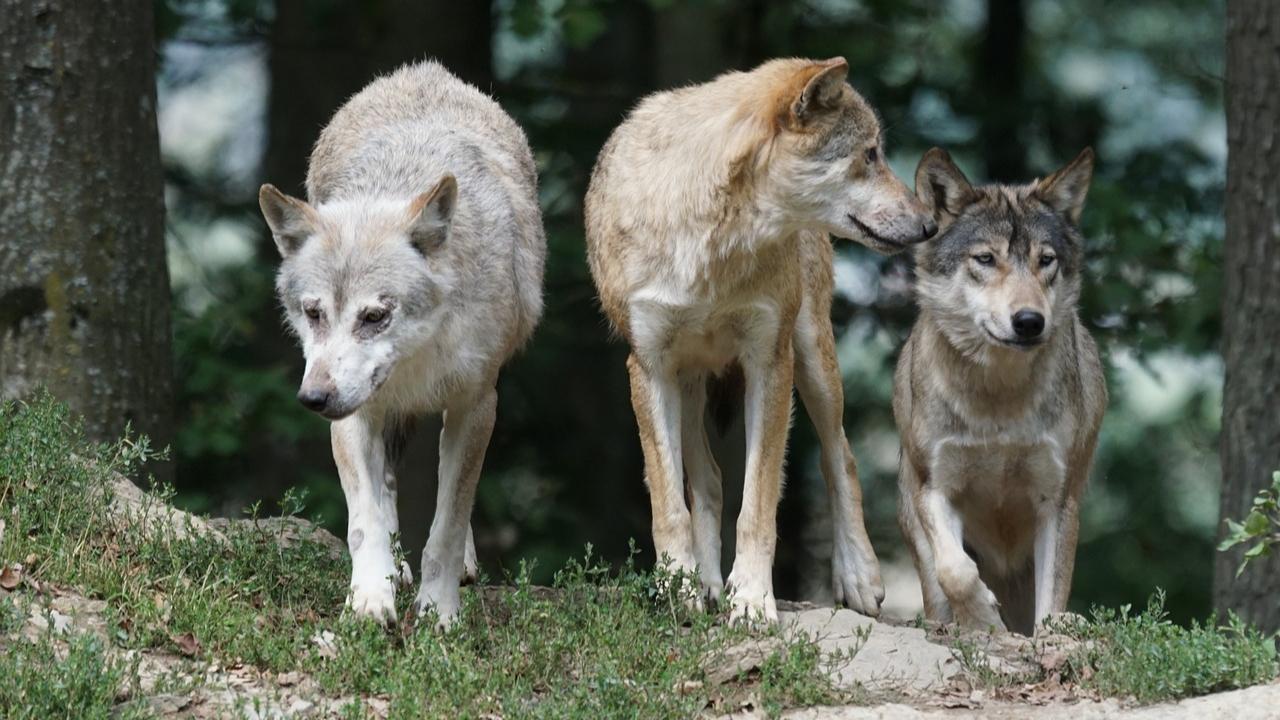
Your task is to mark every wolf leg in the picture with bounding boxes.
[1033,505,1061,626]
[919,487,1005,631]
[681,372,724,603]
[332,414,401,624]
[793,299,884,616]
[416,385,496,628]
[380,464,414,588]
[627,353,699,597]
[898,461,952,623]
[727,332,793,625]
[462,524,479,585]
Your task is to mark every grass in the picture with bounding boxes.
[0,624,149,720]
[0,393,851,718]
[1051,591,1277,704]
[2,392,1276,715]
[945,594,1277,705]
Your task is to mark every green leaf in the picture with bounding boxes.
[1242,511,1270,537]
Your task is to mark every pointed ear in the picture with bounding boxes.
[406,174,457,254]
[790,57,849,126]
[259,184,319,258]
[1034,147,1094,225]
[915,148,977,224]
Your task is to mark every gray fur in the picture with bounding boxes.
[258,61,546,626]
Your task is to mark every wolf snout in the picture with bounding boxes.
[297,387,332,413]
[1012,309,1046,339]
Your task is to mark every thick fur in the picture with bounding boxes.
[894,148,1106,635]
[585,57,936,622]
[259,61,546,626]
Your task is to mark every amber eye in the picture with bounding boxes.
[973,252,995,266]
[1040,253,1056,268]
[361,308,387,325]
[864,147,879,164]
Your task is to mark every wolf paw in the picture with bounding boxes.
[396,559,414,588]
[415,579,461,629]
[727,588,778,626]
[726,565,778,626]
[462,545,479,586]
[956,586,1006,632]
[347,580,398,625]
[832,539,885,618]
[701,576,725,607]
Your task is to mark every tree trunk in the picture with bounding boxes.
[1216,0,1280,634]
[0,0,173,475]
[978,0,1028,181]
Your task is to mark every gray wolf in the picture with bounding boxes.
[894,147,1106,634]
[258,61,546,626]
[585,57,936,622]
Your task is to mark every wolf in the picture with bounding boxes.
[894,147,1106,635]
[257,61,546,626]
[585,57,937,622]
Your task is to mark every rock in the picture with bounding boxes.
[776,681,1280,718]
[782,606,961,693]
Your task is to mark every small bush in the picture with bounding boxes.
[1218,471,1280,577]
[1055,591,1278,703]
[0,630,147,720]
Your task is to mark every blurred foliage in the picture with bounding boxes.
[1219,471,1280,579]
[155,0,1227,622]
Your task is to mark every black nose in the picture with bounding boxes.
[922,219,938,239]
[1011,310,1045,338]
[297,388,330,412]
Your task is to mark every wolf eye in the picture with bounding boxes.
[1039,254,1056,268]
[864,147,879,164]
[303,304,321,320]
[361,308,387,325]
[973,252,995,266]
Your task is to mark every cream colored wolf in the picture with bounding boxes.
[895,148,1106,634]
[258,61,546,626]
[585,57,936,622]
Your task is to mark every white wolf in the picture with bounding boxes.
[258,61,546,626]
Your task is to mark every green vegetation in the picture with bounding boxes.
[1218,471,1280,577]
[0,394,849,718]
[0,625,149,720]
[1053,592,1277,704]
[3,395,1275,715]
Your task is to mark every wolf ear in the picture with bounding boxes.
[915,148,977,224]
[1034,147,1094,225]
[259,184,319,258]
[407,174,457,254]
[790,57,849,125]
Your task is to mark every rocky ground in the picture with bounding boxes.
[7,576,1278,718]
[3,472,1276,718]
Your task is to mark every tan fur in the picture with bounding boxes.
[895,148,1106,634]
[586,58,936,621]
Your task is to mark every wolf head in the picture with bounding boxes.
[758,57,936,253]
[911,147,1094,356]
[259,175,458,419]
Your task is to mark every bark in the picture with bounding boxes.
[0,0,173,474]
[1215,0,1280,634]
